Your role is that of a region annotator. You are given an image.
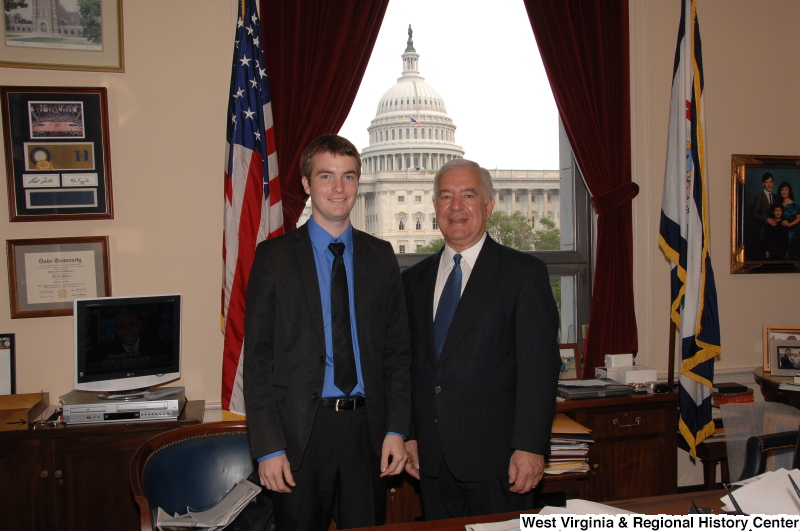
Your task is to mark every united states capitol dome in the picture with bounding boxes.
[361,25,464,173]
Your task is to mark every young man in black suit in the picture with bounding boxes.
[751,172,782,259]
[243,135,411,529]
[402,159,561,519]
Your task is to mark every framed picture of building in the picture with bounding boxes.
[731,154,800,273]
[0,0,123,72]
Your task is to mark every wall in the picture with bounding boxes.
[0,1,237,405]
[631,0,800,378]
[2,0,800,472]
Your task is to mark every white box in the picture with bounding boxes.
[595,367,608,378]
[614,366,657,385]
[604,354,634,367]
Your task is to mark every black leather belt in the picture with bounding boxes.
[319,396,365,411]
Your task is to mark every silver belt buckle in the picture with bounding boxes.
[335,398,347,412]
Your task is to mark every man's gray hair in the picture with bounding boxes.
[433,159,494,204]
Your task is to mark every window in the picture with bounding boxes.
[415,218,422,230]
[432,216,438,230]
[398,195,405,203]
[415,195,422,203]
[398,219,405,230]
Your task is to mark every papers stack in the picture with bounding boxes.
[156,478,262,530]
[546,413,594,475]
[724,468,800,515]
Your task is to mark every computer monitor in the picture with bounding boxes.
[73,294,181,395]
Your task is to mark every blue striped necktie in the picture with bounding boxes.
[433,254,462,358]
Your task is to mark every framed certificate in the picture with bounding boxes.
[1,87,114,222]
[6,236,111,318]
[0,333,14,394]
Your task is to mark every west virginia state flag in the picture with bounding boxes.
[658,0,721,458]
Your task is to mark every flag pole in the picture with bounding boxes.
[667,318,676,388]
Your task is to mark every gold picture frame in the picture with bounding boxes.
[6,236,111,319]
[0,0,123,72]
[762,325,800,373]
[731,154,800,273]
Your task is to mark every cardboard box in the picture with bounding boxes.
[604,354,634,367]
[613,366,657,385]
[0,392,49,431]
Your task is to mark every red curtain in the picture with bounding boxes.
[525,0,639,376]
[259,0,390,230]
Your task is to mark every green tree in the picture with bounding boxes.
[416,238,445,253]
[486,210,536,250]
[78,0,102,44]
[534,217,561,250]
[4,0,28,30]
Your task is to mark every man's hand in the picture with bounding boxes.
[404,439,421,480]
[768,218,779,226]
[258,454,296,493]
[507,450,545,494]
[380,434,408,477]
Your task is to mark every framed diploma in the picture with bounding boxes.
[1,87,114,222]
[6,236,111,319]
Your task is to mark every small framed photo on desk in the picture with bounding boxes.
[770,339,800,377]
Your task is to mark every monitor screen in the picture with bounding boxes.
[74,294,181,394]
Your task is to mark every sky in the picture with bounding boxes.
[338,0,560,171]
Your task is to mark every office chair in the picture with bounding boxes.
[738,430,800,481]
[130,421,269,531]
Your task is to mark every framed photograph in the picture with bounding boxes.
[762,325,800,372]
[0,0,123,72]
[0,334,14,394]
[6,236,111,319]
[731,154,800,273]
[769,340,800,377]
[558,343,582,380]
[1,86,114,222]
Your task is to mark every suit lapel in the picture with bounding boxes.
[293,225,326,351]
[413,250,441,366]
[437,237,501,364]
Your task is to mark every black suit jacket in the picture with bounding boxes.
[402,236,561,482]
[753,191,781,238]
[243,223,411,469]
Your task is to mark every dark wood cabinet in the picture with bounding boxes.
[384,391,679,522]
[0,400,204,531]
[555,391,679,501]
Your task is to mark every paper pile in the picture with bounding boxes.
[156,478,262,530]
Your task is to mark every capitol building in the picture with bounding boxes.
[300,27,560,253]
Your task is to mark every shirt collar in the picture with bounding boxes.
[307,217,354,256]
[441,232,486,270]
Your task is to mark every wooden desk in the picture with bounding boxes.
[384,391,679,523]
[754,368,800,409]
[676,434,729,489]
[0,399,204,531]
[355,490,726,530]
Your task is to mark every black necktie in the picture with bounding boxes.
[329,242,357,395]
[433,254,462,358]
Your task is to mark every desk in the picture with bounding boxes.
[754,368,800,409]
[354,491,726,530]
[384,391,679,523]
[0,399,204,531]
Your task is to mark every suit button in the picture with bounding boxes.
[435,386,441,393]
[311,392,320,400]
[433,416,437,423]
[319,356,325,363]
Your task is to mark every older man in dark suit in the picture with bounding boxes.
[751,172,782,259]
[402,159,561,519]
[243,135,411,530]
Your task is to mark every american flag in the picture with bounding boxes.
[222,0,283,416]
[410,117,423,127]
[658,0,719,458]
